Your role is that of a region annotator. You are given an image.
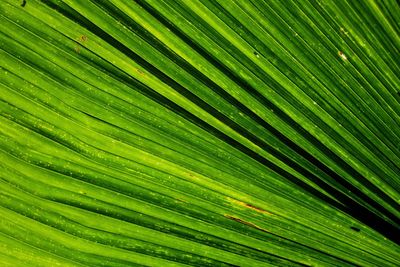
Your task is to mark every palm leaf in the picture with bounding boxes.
[0,0,399,266]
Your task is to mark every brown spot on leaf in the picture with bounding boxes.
[74,35,88,53]
[175,198,187,203]
[79,35,88,42]
[244,203,269,213]
[338,51,347,61]
[225,215,270,233]
[226,197,273,215]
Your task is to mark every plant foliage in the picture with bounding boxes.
[0,0,399,266]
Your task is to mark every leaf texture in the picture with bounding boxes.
[0,0,399,266]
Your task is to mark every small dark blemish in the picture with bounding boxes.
[338,51,348,60]
[225,215,269,233]
[350,226,360,232]
[245,203,266,213]
[21,0,26,7]
[79,35,88,42]
[253,51,260,58]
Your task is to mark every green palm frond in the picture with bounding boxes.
[0,0,399,266]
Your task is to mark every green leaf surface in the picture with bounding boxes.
[0,0,399,266]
